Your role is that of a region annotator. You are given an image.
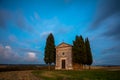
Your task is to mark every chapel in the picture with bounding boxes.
[55,42,73,70]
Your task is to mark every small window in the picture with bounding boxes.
[62,52,65,55]
[79,45,81,47]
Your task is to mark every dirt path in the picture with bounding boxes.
[0,70,40,80]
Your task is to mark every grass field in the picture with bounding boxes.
[0,66,120,80]
[32,70,120,80]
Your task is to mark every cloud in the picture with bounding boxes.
[101,21,120,40]
[9,35,17,42]
[86,0,120,65]
[101,45,120,54]
[93,44,120,65]
[41,17,72,34]
[0,45,20,64]
[18,48,41,54]
[5,45,11,50]
[24,52,38,62]
[40,31,53,38]
[56,26,72,34]
[8,34,30,47]
[34,12,40,20]
[89,0,120,30]
[15,13,28,29]
[98,53,120,65]
[0,10,13,28]
[0,9,34,32]
[0,45,40,64]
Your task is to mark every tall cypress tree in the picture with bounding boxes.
[72,35,86,69]
[78,35,86,68]
[44,33,56,70]
[85,38,93,69]
[72,35,80,64]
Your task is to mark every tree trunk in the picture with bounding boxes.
[89,65,91,70]
[81,64,83,70]
[48,63,51,70]
[84,65,86,70]
[83,65,84,70]
[82,64,84,70]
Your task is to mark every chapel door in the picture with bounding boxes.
[62,60,65,69]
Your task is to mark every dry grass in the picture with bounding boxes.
[0,70,40,80]
[91,66,120,70]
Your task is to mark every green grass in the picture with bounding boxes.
[32,70,120,80]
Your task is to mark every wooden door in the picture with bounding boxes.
[62,60,65,69]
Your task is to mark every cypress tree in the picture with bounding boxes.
[44,33,56,70]
[72,35,86,69]
[85,38,93,69]
[72,35,80,64]
[78,35,86,68]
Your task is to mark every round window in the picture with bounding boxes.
[62,52,65,55]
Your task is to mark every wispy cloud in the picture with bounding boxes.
[101,20,120,41]
[86,0,120,65]
[0,10,13,28]
[18,48,42,54]
[34,12,40,20]
[98,52,120,65]
[41,17,72,34]
[38,17,72,41]
[0,9,34,32]
[101,45,120,54]
[89,0,120,30]
[8,34,30,47]
[40,31,53,39]
[8,35,17,42]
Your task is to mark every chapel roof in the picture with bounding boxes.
[56,42,72,48]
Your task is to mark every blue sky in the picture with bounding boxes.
[0,0,120,65]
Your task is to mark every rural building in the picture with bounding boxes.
[55,42,73,70]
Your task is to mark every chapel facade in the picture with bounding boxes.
[55,42,73,70]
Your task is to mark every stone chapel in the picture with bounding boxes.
[55,42,73,70]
